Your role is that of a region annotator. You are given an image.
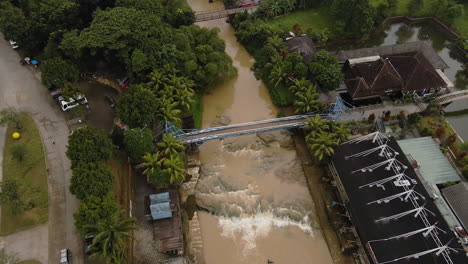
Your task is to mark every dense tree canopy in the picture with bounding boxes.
[0,0,82,54]
[115,0,194,27]
[123,127,155,161]
[116,85,158,128]
[59,7,235,90]
[66,127,113,167]
[74,194,119,236]
[332,0,376,37]
[41,57,80,89]
[70,162,114,200]
[309,51,344,91]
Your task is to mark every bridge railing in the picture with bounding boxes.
[182,120,310,144]
[178,113,314,138]
[434,90,468,103]
[194,7,226,15]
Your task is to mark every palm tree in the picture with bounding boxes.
[309,131,339,161]
[162,154,185,184]
[147,69,170,91]
[302,115,328,140]
[333,124,351,144]
[139,152,163,182]
[156,102,182,126]
[85,209,137,264]
[157,134,184,157]
[269,60,289,88]
[294,88,320,114]
[289,78,310,94]
[266,35,286,52]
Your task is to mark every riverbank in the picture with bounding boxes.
[292,132,355,264]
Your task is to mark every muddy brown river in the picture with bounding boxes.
[187,1,333,263]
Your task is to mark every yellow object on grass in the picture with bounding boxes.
[12,132,20,139]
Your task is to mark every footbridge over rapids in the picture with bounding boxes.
[166,97,348,145]
[434,90,468,105]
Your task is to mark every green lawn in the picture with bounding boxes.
[267,1,468,38]
[20,260,41,264]
[1,113,48,235]
[267,6,335,34]
[416,115,456,138]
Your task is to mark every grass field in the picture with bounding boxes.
[267,1,468,38]
[1,113,48,235]
[268,6,335,34]
[19,260,41,264]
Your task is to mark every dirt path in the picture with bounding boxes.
[293,133,355,264]
[0,35,82,263]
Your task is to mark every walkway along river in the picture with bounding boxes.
[186,0,334,263]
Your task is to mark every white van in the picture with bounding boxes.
[60,249,72,264]
[58,95,88,111]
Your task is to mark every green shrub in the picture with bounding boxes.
[269,83,295,106]
[11,143,26,162]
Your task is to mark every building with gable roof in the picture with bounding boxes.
[329,42,454,102]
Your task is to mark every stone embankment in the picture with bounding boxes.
[181,153,203,263]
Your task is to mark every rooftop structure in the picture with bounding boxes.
[398,137,460,185]
[442,182,468,233]
[343,51,449,101]
[331,41,449,70]
[145,189,183,254]
[398,137,463,232]
[285,35,317,64]
[330,132,466,264]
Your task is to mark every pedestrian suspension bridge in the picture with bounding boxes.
[434,90,468,105]
[166,97,348,145]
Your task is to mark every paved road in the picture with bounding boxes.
[0,34,83,263]
[0,225,48,263]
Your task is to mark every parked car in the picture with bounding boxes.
[9,40,18,49]
[57,95,88,111]
[84,235,95,255]
[60,249,72,264]
[50,89,62,99]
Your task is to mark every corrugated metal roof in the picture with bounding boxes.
[150,202,172,220]
[442,182,468,232]
[397,137,461,184]
[150,192,170,205]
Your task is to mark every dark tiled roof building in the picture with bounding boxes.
[343,51,448,100]
[285,35,317,64]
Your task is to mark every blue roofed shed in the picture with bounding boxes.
[150,192,170,204]
[150,201,172,220]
